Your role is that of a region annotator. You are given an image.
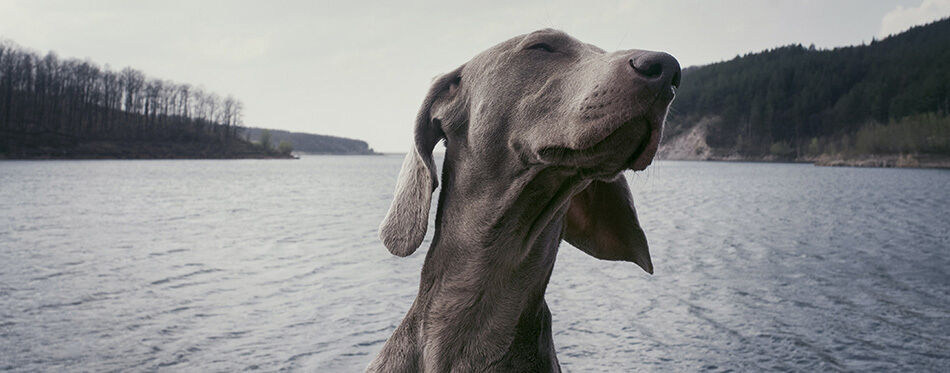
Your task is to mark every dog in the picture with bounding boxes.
[369,29,680,372]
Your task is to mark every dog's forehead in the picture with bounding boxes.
[463,29,596,73]
[512,29,582,50]
[524,28,572,40]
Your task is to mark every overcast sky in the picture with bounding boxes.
[1,0,947,152]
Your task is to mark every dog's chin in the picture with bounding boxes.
[536,116,656,178]
[627,124,660,171]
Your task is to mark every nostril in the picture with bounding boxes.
[629,52,682,90]
[630,58,663,78]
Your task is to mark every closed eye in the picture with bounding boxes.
[526,42,556,53]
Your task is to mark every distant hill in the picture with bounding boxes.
[660,17,950,167]
[242,127,378,155]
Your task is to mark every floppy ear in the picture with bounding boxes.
[564,176,654,274]
[379,67,462,257]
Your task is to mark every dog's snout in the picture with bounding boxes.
[629,52,681,89]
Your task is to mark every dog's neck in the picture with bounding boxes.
[383,152,581,372]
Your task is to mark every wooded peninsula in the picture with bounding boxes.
[660,17,950,168]
[0,40,372,159]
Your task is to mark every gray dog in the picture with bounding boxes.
[369,29,680,372]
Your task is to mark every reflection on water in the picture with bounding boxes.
[0,157,947,371]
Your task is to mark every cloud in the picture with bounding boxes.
[879,0,950,37]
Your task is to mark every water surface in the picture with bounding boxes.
[1,157,947,371]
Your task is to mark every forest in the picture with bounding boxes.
[665,17,950,163]
[0,39,282,158]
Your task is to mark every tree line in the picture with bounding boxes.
[668,17,950,158]
[0,39,244,143]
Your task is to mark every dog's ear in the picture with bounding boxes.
[379,66,463,257]
[564,177,654,274]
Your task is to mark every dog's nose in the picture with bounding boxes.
[629,51,681,89]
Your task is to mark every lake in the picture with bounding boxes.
[1,156,948,372]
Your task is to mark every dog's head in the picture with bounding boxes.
[380,29,680,274]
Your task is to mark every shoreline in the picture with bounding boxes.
[810,154,950,169]
[659,153,950,169]
[0,139,295,160]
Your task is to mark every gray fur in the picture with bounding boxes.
[370,29,680,372]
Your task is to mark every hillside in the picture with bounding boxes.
[243,127,378,155]
[660,17,950,167]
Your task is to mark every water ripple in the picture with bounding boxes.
[0,158,947,371]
